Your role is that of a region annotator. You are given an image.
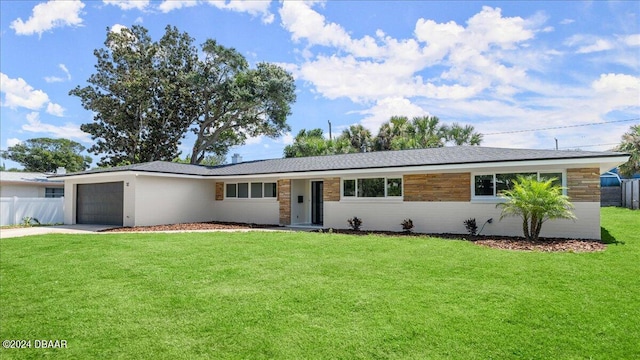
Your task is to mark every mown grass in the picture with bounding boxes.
[1,207,638,359]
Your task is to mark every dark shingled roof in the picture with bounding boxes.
[56,146,626,177]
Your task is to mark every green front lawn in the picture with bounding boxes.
[1,207,638,359]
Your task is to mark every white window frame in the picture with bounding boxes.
[471,171,566,202]
[341,177,403,199]
[225,182,277,200]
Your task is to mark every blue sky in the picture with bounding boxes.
[1,0,638,169]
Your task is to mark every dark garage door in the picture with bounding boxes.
[76,182,124,225]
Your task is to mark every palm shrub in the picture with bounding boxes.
[496,176,576,241]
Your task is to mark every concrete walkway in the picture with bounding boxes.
[0,224,116,239]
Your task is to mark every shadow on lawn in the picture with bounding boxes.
[601,227,624,245]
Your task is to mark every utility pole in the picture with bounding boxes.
[555,138,558,150]
[328,120,332,140]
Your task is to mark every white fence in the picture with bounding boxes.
[621,179,639,210]
[0,197,64,226]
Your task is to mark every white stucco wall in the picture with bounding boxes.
[1,184,45,197]
[324,201,601,240]
[290,179,310,224]
[134,175,215,226]
[211,199,279,225]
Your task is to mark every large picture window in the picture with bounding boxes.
[473,172,565,198]
[226,182,277,199]
[343,177,402,198]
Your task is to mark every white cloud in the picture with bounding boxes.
[22,112,91,142]
[1,73,50,110]
[158,0,198,13]
[110,24,127,33]
[577,39,614,53]
[591,73,640,109]
[560,19,575,25]
[44,63,71,83]
[46,102,65,117]
[10,0,85,36]
[103,0,150,11]
[7,138,22,148]
[358,97,429,131]
[622,34,640,47]
[206,0,274,24]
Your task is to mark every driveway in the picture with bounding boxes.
[0,224,116,239]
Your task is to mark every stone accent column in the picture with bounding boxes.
[215,182,224,201]
[323,177,341,201]
[403,173,471,201]
[567,168,600,202]
[278,179,291,225]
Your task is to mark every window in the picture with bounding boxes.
[343,177,402,198]
[496,173,535,193]
[474,175,494,196]
[251,183,263,198]
[226,184,237,198]
[358,178,385,197]
[264,182,277,198]
[225,182,276,199]
[473,172,565,198]
[540,172,563,188]
[387,178,402,197]
[237,183,249,198]
[343,179,356,197]
[45,187,64,198]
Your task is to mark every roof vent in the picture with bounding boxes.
[56,167,66,175]
[231,153,243,164]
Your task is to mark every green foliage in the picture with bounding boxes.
[285,115,482,157]
[401,218,414,233]
[616,124,640,177]
[70,25,197,167]
[20,217,40,227]
[71,25,296,167]
[190,41,295,164]
[0,137,92,172]
[173,154,226,166]
[496,176,576,241]
[464,218,478,236]
[347,216,363,231]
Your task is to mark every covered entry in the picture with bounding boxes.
[76,182,123,225]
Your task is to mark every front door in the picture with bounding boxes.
[311,181,323,225]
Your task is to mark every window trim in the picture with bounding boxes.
[471,171,566,201]
[342,176,403,199]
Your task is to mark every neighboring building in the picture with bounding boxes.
[53,146,629,239]
[0,171,64,198]
[0,171,65,226]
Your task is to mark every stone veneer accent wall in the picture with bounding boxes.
[278,179,291,225]
[567,168,600,202]
[323,177,341,202]
[215,182,224,201]
[403,173,471,202]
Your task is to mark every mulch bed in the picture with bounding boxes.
[102,222,605,252]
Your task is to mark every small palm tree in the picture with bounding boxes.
[616,124,640,177]
[496,176,576,241]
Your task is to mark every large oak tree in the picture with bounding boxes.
[71,25,295,166]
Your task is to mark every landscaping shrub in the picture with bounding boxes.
[464,218,478,236]
[401,219,414,233]
[347,216,363,231]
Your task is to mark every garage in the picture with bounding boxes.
[76,182,123,225]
